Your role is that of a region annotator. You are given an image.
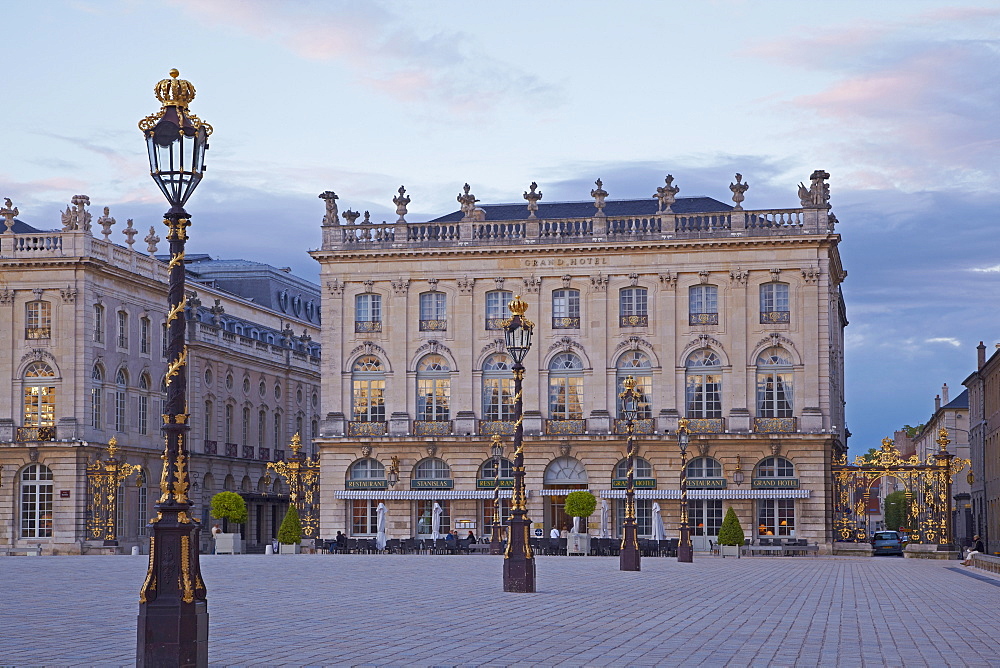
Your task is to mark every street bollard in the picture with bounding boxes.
[265,544,274,555]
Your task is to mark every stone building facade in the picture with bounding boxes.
[964,342,1000,554]
[0,197,321,554]
[311,172,847,549]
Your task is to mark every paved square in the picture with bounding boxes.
[1,554,998,666]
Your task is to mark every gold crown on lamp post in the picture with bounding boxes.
[289,432,302,455]
[508,294,529,316]
[155,69,197,109]
[107,436,119,458]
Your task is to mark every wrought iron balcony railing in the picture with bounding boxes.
[414,420,451,436]
[419,319,447,332]
[15,426,56,442]
[243,445,255,459]
[613,418,655,434]
[619,314,648,328]
[545,419,586,435]
[348,421,387,437]
[760,310,791,324]
[355,320,382,333]
[259,447,270,461]
[25,327,51,339]
[203,440,218,455]
[684,417,725,434]
[552,316,580,329]
[754,417,797,433]
[689,312,719,326]
[485,317,506,330]
[225,442,238,457]
[480,420,516,435]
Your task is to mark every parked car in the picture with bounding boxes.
[872,531,904,556]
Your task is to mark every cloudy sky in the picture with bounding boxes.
[5,1,999,453]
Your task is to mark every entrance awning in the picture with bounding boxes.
[334,490,519,500]
[598,489,810,500]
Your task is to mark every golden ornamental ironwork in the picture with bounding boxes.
[267,432,321,538]
[86,438,141,541]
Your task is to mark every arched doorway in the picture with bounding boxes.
[543,456,588,533]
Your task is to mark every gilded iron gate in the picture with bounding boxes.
[832,429,968,546]
[266,433,321,538]
[85,437,141,541]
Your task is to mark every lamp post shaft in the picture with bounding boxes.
[503,365,535,592]
[489,454,503,555]
[677,447,693,563]
[136,209,208,667]
[619,424,640,571]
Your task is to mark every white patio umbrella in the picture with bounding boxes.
[431,502,443,539]
[375,502,387,551]
[600,499,610,538]
[651,502,666,541]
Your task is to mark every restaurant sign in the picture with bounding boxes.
[611,478,656,489]
[346,479,388,490]
[686,478,727,489]
[411,479,455,490]
[752,478,800,489]
[477,478,515,489]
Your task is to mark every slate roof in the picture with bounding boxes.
[943,389,969,410]
[9,219,45,234]
[426,196,732,224]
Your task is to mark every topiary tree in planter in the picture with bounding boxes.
[564,491,597,534]
[210,491,248,554]
[277,505,302,553]
[717,507,745,557]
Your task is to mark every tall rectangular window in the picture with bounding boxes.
[137,482,148,537]
[242,407,250,445]
[161,323,168,358]
[117,311,129,349]
[140,317,150,354]
[619,288,648,327]
[689,285,719,325]
[485,290,513,329]
[94,304,105,343]
[548,376,584,420]
[115,390,127,432]
[552,289,580,329]
[351,499,380,535]
[355,294,382,332]
[760,283,791,324]
[225,404,233,442]
[483,378,514,420]
[352,380,386,422]
[416,500,450,536]
[419,292,447,331]
[26,301,52,339]
[138,395,149,435]
[258,410,267,448]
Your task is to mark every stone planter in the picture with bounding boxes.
[279,543,302,555]
[832,541,872,557]
[720,544,740,558]
[904,543,960,560]
[215,533,242,555]
[567,533,590,556]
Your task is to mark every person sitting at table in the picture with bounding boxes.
[335,531,347,552]
[466,530,477,543]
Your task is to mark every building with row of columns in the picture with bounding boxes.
[311,171,848,549]
[0,197,320,554]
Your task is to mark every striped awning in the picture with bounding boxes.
[334,489,518,500]
[597,489,810,500]
[538,488,590,496]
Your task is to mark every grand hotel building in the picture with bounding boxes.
[312,172,847,549]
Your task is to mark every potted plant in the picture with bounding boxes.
[717,507,745,558]
[564,491,597,555]
[210,491,247,555]
[277,505,303,554]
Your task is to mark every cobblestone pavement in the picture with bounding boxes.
[2,554,999,667]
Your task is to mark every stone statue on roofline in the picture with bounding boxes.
[393,186,410,224]
[590,179,608,217]
[729,174,749,210]
[61,195,92,233]
[319,191,339,226]
[458,183,479,221]
[524,182,542,219]
[98,207,116,240]
[1,198,18,233]
[654,175,679,213]
[798,170,831,209]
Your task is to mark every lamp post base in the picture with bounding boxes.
[619,524,641,571]
[489,525,504,555]
[677,527,693,563]
[502,518,535,593]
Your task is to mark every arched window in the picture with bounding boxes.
[685,350,722,419]
[416,354,450,421]
[413,458,451,480]
[348,458,386,480]
[686,457,723,478]
[548,353,583,420]
[23,362,56,434]
[25,300,52,339]
[614,457,653,479]
[616,351,652,419]
[352,356,386,423]
[419,291,447,331]
[689,285,719,325]
[114,369,128,433]
[20,464,53,538]
[543,457,588,485]
[482,353,514,421]
[138,373,150,435]
[355,293,382,332]
[756,457,795,478]
[91,364,104,429]
[480,457,514,479]
[760,282,790,323]
[619,287,648,327]
[485,290,513,330]
[552,289,580,329]
[756,348,794,418]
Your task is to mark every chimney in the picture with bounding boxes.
[979,341,987,369]
[934,394,941,411]
[941,383,949,405]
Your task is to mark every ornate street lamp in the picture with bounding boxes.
[619,375,642,571]
[267,433,322,539]
[502,295,535,592]
[489,434,505,555]
[387,456,400,488]
[732,455,746,486]
[676,418,693,563]
[136,69,212,666]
